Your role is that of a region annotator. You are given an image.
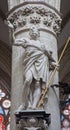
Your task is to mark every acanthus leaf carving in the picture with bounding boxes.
[43,11,54,27]
[30,15,41,24]
[8,5,61,35]
[53,17,62,34]
[17,15,26,27]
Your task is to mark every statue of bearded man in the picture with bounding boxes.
[12,26,56,110]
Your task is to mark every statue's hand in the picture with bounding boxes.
[7,20,15,44]
[7,21,14,31]
[52,62,60,70]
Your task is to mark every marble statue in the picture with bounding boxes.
[11,25,56,110]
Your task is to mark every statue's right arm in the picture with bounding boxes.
[12,37,28,48]
[7,21,27,48]
[14,39,27,48]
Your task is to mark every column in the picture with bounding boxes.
[8,0,61,130]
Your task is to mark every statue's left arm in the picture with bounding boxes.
[41,44,59,70]
[41,45,55,62]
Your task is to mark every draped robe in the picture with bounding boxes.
[15,38,50,83]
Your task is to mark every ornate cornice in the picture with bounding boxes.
[8,2,62,36]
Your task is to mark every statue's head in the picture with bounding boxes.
[29,26,40,40]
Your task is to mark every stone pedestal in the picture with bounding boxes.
[15,110,51,130]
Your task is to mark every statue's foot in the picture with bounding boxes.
[31,106,36,110]
[31,104,43,110]
[31,106,44,111]
[15,104,26,114]
[27,102,32,110]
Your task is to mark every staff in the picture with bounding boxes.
[37,37,70,108]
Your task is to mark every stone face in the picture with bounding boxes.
[8,0,61,130]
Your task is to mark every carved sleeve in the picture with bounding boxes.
[14,38,27,48]
[44,48,55,62]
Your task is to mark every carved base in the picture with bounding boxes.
[15,110,51,130]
